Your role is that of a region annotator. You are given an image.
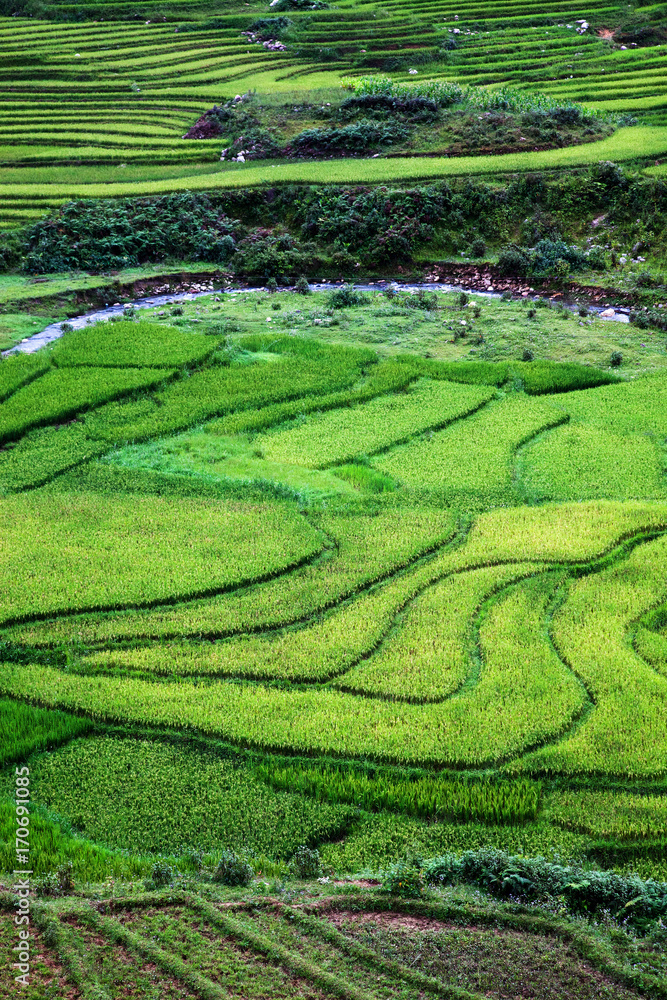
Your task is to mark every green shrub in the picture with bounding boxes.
[414,291,439,312]
[328,285,367,309]
[248,16,293,36]
[234,231,319,278]
[470,238,486,257]
[290,119,409,155]
[213,850,254,886]
[630,309,667,332]
[340,94,439,122]
[498,245,533,276]
[589,160,628,190]
[498,240,605,278]
[295,276,311,295]
[24,194,241,274]
[150,861,174,887]
[35,872,63,897]
[289,845,322,878]
[610,351,623,367]
[382,860,427,898]
[271,0,328,8]
[301,185,439,262]
[424,848,667,927]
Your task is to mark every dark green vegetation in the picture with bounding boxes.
[194,88,613,163]
[7,167,663,275]
[9,167,667,319]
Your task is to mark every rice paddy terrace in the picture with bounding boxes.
[1,0,666,227]
[2,289,667,992]
[3,0,667,994]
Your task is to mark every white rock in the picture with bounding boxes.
[600,308,615,317]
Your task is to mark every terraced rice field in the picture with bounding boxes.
[2,299,667,993]
[2,309,667,847]
[3,0,667,991]
[0,0,666,225]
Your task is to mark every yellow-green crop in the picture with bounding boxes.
[257,380,494,468]
[0,492,323,625]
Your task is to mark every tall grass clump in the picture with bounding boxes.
[0,698,92,766]
[341,76,605,119]
[253,761,541,825]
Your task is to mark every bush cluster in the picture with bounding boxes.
[328,284,367,308]
[17,166,667,276]
[270,0,328,8]
[301,186,440,261]
[248,16,293,38]
[35,861,75,897]
[213,850,254,886]
[289,845,322,878]
[630,308,667,331]
[150,861,174,887]
[340,93,439,122]
[233,230,321,277]
[24,194,240,273]
[498,239,606,278]
[289,119,409,156]
[425,848,667,927]
[382,859,427,898]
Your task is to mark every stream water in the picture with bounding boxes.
[4,279,630,356]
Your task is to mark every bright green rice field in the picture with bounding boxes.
[1,293,667,879]
[3,0,667,994]
[2,293,667,995]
